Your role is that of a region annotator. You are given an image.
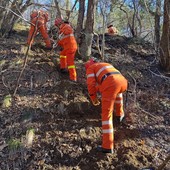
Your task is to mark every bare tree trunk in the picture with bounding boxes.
[66,0,70,11]
[67,0,78,21]
[132,0,136,37]
[101,15,105,61]
[0,1,10,28]
[119,3,136,37]
[75,0,85,42]
[65,0,70,20]
[79,0,97,60]
[54,0,62,18]
[159,0,170,72]
[99,1,106,61]
[132,0,142,37]
[155,0,162,53]
[1,0,19,37]
[135,3,142,36]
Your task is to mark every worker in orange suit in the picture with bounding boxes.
[27,10,51,49]
[107,25,118,35]
[85,59,128,153]
[54,18,77,82]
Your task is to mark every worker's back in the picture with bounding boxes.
[27,9,51,48]
[58,23,77,51]
[30,10,48,24]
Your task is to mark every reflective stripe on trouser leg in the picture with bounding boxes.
[68,65,77,81]
[60,55,67,68]
[115,93,124,120]
[67,51,77,81]
[101,99,114,150]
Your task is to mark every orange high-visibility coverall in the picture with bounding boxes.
[27,10,51,48]
[108,26,118,35]
[86,62,128,150]
[58,23,77,81]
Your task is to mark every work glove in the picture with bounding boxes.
[92,98,100,106]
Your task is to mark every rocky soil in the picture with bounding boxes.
[0,31,170,170]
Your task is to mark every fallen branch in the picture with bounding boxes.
[2,76,9,89]
[137,105,158,120]
[157,154,170,170]
[13,12,40,96]
[13,44,31,96]
[149,69,170,80]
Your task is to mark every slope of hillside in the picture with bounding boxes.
[0,32,170,170]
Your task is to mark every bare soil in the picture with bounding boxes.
[0,31,170,170]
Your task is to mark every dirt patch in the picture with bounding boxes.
[0,33,170,170]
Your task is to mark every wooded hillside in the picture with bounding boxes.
[0,0,170,170]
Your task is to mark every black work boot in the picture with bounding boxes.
[97,146,114,153]
[114,115,126,125]
[114,116,131,128]
[69,80,77,83]
[60,68,68,73]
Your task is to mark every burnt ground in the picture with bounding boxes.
[0,31,170,170]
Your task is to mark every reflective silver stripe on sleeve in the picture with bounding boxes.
[115,100,123,104]
[60,34,74,40]
[102,129,114,134]
[117,93,123,97]
[87,73,95,78]
[96,66,113,77]
[102,120,113,125]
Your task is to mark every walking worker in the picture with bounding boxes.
[107,24,118,35]
[85,59,128,153]
[54,17,77,82]
[27,10,52,49]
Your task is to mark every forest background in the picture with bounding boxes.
[0,0,169,72]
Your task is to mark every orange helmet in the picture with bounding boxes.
[55,17,63,27]
[85,58,95,70]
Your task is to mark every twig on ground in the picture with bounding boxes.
[30,75,33,91]
[2,76,9,88]
[149,69,170,80]
[13,12,40,96]
[157,154,170,170]
[13,44,31,96]
[137,105,158,120]
[127,72,137,105]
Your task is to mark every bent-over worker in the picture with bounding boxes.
[27,10,51,49]
[54,18,77,82]
[85,59,128,153]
